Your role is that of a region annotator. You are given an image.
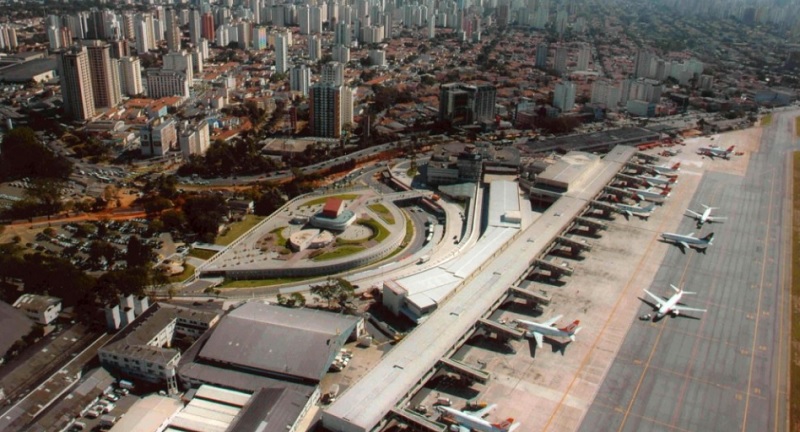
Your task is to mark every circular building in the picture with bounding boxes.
[288,229,335,251]
[311,198,357,231]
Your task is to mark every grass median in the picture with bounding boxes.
[215,215,264,246]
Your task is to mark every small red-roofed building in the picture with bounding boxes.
[322,198,344,218]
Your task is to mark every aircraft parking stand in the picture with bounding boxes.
[579,113,795,432]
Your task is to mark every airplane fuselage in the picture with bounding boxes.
[656,292,683,318]
[438,407,509,432]
[631,188,669,202]
[660,232,712,249]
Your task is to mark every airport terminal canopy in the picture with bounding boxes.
[197,302,359,383]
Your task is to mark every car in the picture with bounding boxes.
[101,403,116,413]
[84,409,100,419]
[105,393,119,402]
[114,388,129,396]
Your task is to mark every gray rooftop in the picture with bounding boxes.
[0,300,33,357]
[198,302,359,382]
[226,387,309,432]
[521,127,659,155]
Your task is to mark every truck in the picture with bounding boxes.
[118,379,135,390]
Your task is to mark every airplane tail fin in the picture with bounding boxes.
[559,320,580,334]
[661,187,671,195]
[726,146,735,152]
[671,162,681,170]
[668,177,677,183]
[670,284,681,293]
[702,232,715,243]
[493,418,516,431]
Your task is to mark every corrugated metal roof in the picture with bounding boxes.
[198,303,358,382]
[195,385,251,407]
[109,395,183,432]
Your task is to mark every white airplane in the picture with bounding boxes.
[698,145,735,159]
[630,187,670,203]
[615,202,656,220]
[437,405,520,432]
[642,284,707,319]
[648,162,680,176]
[513,315,581,348]
[685,205,727,227]
[661,231,714,252]
[641,175,677,187]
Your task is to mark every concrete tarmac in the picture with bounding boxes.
[579,112,797,432]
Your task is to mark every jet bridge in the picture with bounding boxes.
[635,152,661,163]
[574,216,608,234]
[390,408,447,432]
[604,186,639,199]
[438,358,491,384]
[534,258,574,277]
[615,173,650,186]
[477,318,525,341]
[556,235,593,254]
[508,286,552,305]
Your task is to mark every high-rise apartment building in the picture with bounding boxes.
[535,43,548,69]
[201,12,215,42]
[322,62,344,86]
[118,56,143,96]
[634,49,655,79]
[189,8,202,45]
[577,44,590,71]
[290,64,310,96]
[85,40,121,109]
[554,81,576,112]
[163,50,194,85]
[145,69,189,99]
[439,83,496,125]
[59,46,96,121]
[309,82,352,138]
[308,34,321,61]
[275,31,289,74]
[554,45,568,75]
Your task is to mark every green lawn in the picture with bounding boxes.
[167,263,195,284]
[761,113,773,126]
[299,194,359,208]
[791,152,800,427]
[215,215,264,246]
[368,203,396,224]
[312,245,365,261]
[188,248,217,260]
[359,218,389,242]
[402,213,414,245]
[270,227,288,247]
[221,277,309,288]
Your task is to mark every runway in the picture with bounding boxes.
[579,112,796,432]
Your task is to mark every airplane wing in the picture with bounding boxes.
[642,289,663,306]
[533,331,544,348]
[685,209,702,219]
[680,241,691,251]
[458,426,469,432]
[542,314,563,327]
[465,403,496,418]
[707,216,727,223]
[673,305,707,314]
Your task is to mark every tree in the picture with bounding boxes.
[182,194,228,242]
[310,277,354,309]
[88,240,116,267]
[160,209,186,231]
[0,127,72,181]
[126,236,152,267]
[254,187,287,216]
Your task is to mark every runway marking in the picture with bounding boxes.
[540,186,682,432]
[774,147,794,432]
[613,355,768,400]
[617,254,694,432]
[741,168,778,431]
[590,400,694,432]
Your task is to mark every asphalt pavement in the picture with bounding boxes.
[579,112,797,431]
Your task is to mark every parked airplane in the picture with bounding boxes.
[630,187,670,203]
[615,202,656,220]
[513,315,581,348]
[437,405,521,432]
[648,162,680,176]
[642,284,707,319]
[685,205,727,227]
[699,145,735,159]
[641,175,677,186]
[660,231,714,252]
